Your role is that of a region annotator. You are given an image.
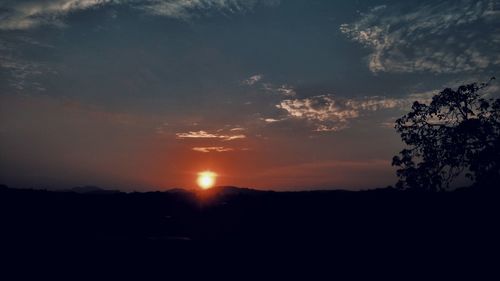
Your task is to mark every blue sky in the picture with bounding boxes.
[1,0,499,190]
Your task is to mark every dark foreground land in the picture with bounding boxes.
[1,185,498,243]
[2,184,500,278]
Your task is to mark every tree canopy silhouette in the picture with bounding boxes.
[392,78,500,191]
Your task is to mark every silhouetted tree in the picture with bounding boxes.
[392,78,500,191]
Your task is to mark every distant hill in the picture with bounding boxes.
[70,186,120,194]
[204,186,270,196]
[1,183,499,244]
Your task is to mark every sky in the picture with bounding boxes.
[1,0,499,191]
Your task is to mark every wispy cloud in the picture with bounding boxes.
[277,95,358,121]
[176,130,245,141]
[275,79,498,132]
[276,94,432,132]
[340,0,500,73]
[263,83,296,97]
[314,124,343,132]
[242,74,296,97]
[192,146,234,153]
[275,84,296,97]
[141,0,279,19]
[0,1,281,92]
[0,0,116,30]
[261,118,282,123]
[0,0,280,30]
[0,55,43,90]
[176,130,218,138]
[242,74,263,85]
[0,37,56,91]
[379,117,399,129]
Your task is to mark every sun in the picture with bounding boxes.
[197,171,217,190]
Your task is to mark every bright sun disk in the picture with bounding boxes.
[197,171,217,189]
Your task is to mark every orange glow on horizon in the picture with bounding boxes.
[197,171,217,189]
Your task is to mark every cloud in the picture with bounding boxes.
[0,0,279,93]
[0,37,55,91]
[277,95,359,121]
[176,130,245,141]
[275,84,296,97]
[0,55,44,90]
[242,74,263,85]
[192,146,234,153]
[0,0,280,30]
[262,83,296,97]
[220,134,246,141]
[340,0,500,73]
[0,0,116,30]
[380,117,398,129]
[242,74,296,97]
[262,118,281,123]
[276,94,432,132]
[275,79,499,132]
[176,130,218,138]
[141,0,279,19]
[314,124,343,132]
[0,34,61,91]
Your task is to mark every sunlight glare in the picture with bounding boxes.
[197,171,217,189]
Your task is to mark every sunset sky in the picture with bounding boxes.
[1,0,499,191]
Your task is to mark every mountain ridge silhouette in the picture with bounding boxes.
[1,183,497,242]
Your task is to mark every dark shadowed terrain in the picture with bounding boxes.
[1,184,498,244]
